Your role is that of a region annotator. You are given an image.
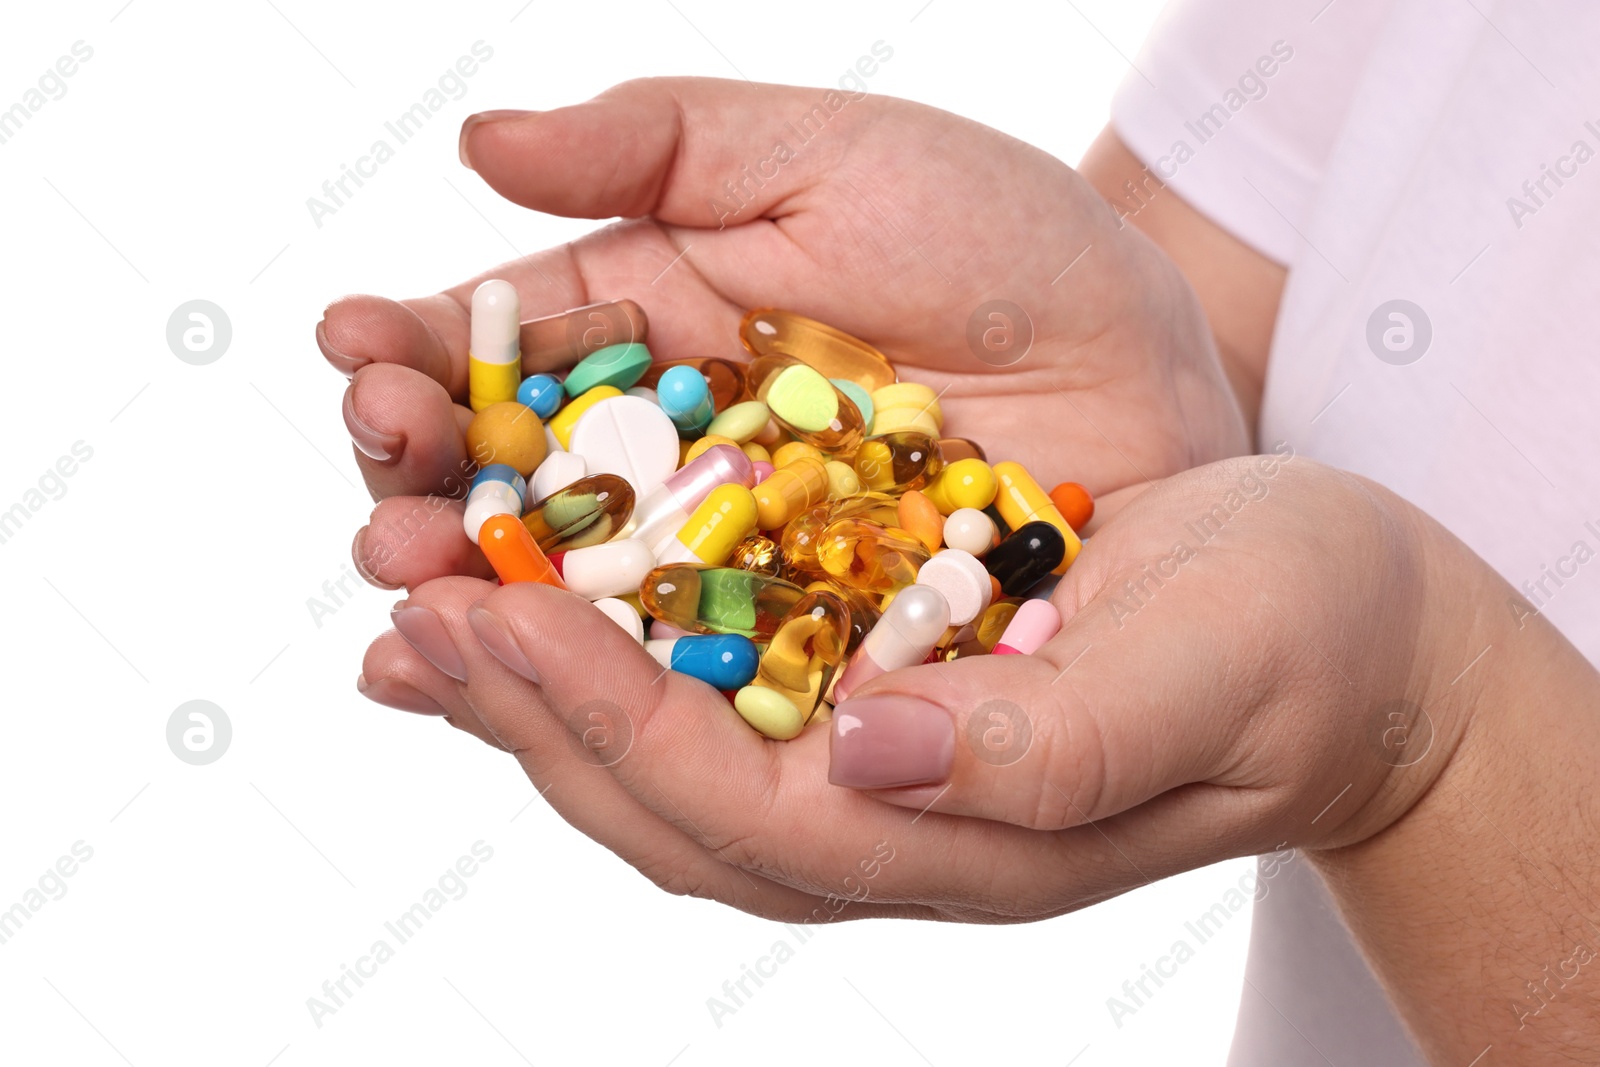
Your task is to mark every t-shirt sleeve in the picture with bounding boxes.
[1109,0,1395,265]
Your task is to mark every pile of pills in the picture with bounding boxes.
[461,280,1093,740]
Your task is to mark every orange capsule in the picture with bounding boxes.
[897,490,944,554]
[1049,482,1095,532]
[479,513,568,589]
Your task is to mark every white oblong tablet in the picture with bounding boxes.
[528,450,587,505]
[914,548,992,626]
[567,395,681,498]
[591,597,645,643]
[558,538,657,600]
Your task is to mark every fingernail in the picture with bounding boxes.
[391,606,469,681]
[352,526,402,590]
[459,109,535,169]
[317,318,369,377]
[829,696,954,789]
[468,605,540,684]
[342,385,403,462]
[358,674,447,715]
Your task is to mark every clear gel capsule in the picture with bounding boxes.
[636,357,749,411]
[853,432,943,494]
[521,474,634,552]
[815,518,931,595]
[739,309,897,393]
[745,590,851,724]
[747,354,867,457]
[639,565,806,640]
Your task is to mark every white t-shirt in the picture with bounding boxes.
[1111,0,1600,1061]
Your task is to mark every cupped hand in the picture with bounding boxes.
[358,450,1491,923]
[327,76,1246,592]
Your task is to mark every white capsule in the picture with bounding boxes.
[470,279,519,365]
[591,597,646,643]
[552,538,657,600]
[528,451,587,505]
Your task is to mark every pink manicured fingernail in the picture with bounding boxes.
[391,606,468,681]
[829,696,954,789]
[316,318,369,377]
[342,386,404,462]
[459,109,536,169]
[468,606,540,684]
[358,674,447,715]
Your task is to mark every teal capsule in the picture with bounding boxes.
[657,364,716,437]
[645,634,759,689]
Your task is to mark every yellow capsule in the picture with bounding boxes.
[852,432,943,494]
[772,441,824,469]
[656,483,759,567]
[871,406,941,437]
[684,434,742,464]
[548,385,622,450]
[992,461,1082,574]
[753,456,830,530]
[923,458,998,514]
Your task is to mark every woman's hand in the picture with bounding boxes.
[325,77,1246,592]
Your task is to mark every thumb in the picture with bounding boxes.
[825,591,1237,831]
[458,77,862,225]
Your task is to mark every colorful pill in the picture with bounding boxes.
[646,634,761,690]
[923,458,998,514]
[753,456,830,530]
[463,464,526,544]
[815,518,930,594]
[1049,481,1095,532]
[992,461,1082,573]
[832,585,950,703]
[522,474,635,552]
[748,354,867,456]
[637,357,748,411]
[729,534,783,577]
[478,513,567,589]
[563,342,653,397]
[771,441,824,469]
[548,538,657,601]
[914,549,993,627]
[639,565,806,640]
[831,378,874,430]
[656,364,716,437]
[469,279,521,412]
[897,489,944,553]
[517,373,564,418]
[984,521,1067,597]
[733,686,807,740]
[742,590,852,729]
[630,444,756,552]
[739,308,897,393]
[993,599,1062,656]
[942,507,999,557]
[465,401,548,476]
[520,299,648,366]
[548,385,622,449]
[853,432,943,494]
[656,484,759,567]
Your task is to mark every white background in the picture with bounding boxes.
[0,2,1260,1064]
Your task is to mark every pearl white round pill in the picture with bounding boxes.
[568,395,680,498]
[943,507,998,557]
[914,548,992,626]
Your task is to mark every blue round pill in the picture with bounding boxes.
[517,374,564,419]
[657,364,715,437]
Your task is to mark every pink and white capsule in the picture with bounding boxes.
[831,585,951,703]
[992,599,1062,656]
[629,444,756,551]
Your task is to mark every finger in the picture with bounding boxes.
[344,362,473,500]
[354,496,495,591]
[825,580,1243,832]
[382,577,912,922]
[459,78,857,226]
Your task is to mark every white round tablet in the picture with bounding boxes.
[914,548,993,626]
[590,597,646,644]
[943,507,998,557]
[567,395,680,498]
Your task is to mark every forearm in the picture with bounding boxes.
[1313,519,1600,1062]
